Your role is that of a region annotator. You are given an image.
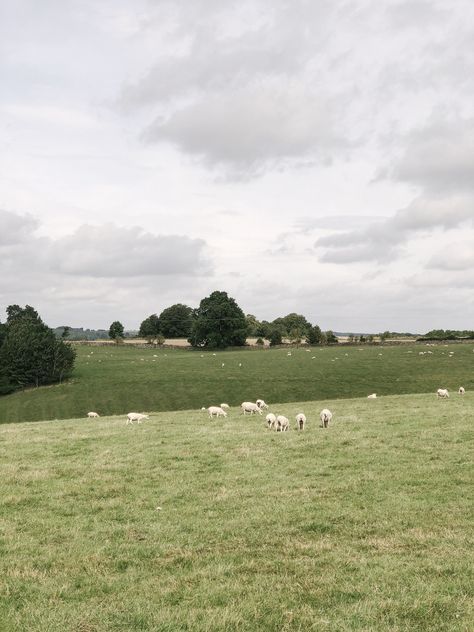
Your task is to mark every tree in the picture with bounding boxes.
[158,304,193,338]
[273,313,312,338]
[268,327,283,346]
[325,330,338,344]
[255,320,272,339]
[109,321,124,343]
[245,314,260,336]
[0,305,76,390]
[139,314,162,344]
[188,291,247,348]
[306,325,323,345]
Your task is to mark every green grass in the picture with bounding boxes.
[1,343,474,424]
[0,393,473,630]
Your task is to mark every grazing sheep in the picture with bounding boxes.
[436,388,449,399]
[458,387,465,395]
[208,406,227,418]
[320,409,332,428]
[296,413,306,430]
[266,413,277,429]
[126,412,149,424]
[367,393,377,399]
[220,403,230,409]
[256,399,269,409]
[87,411,99,418]
[276,415,290,432]
[241,402,262,415]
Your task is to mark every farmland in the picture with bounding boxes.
[0,393,473,631]
[0,343,473,424]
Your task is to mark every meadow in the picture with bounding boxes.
[0,393,473,631]
[1,343,474,424]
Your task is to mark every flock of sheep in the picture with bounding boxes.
[436,386,465,398]
[202,399,333,432]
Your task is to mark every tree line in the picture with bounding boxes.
[0,305,76,396]
[108,291,338,349]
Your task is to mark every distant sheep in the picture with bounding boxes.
[208,406,227,418]
[320,408,332,428]
[367,393,377,399]
[241,401,262,415]
[436,388,449,399]
[458,387,465,395]
[296,413,306,430]
[276,415,290,432]
[256,399,269,409]
[266,413,277,429]
[87,411,99,418]
[126,412,149,424]
[220,403,230,409]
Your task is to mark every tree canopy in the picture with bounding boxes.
[139,314,162,343]
[188,291,248,348]
[159,304,193,338]
[108,321,124,342]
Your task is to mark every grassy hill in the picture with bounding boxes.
[1,343,473,424]
[0,393,473,630]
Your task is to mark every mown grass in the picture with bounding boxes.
[0,393,473,631]
[1,343,474,424]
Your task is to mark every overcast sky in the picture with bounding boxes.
[1,0,474,332]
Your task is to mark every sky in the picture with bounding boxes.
[1,0,474,332]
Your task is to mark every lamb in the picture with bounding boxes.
[220,403,230,409]
[367,393,377,399]
[266,413,277,429]
[256,399,269,409]
[276,415,290,431]
[458,387,465,395]
[320,408,332,428]
[241,401,262,415]
[436,388,449,399]
[208,406,227,418]
[87,411,99,418]
[126,412,149,424]
[296,413,306,430]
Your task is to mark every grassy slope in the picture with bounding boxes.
[1,343,474,424]
[0,393,473,631]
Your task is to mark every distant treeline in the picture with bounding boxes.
[53,327,137,340]
[417,329,474,341]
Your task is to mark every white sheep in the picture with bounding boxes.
[458,387,465,395]
[126,412,149,424]
[436,388,449,399]
[296,413,306,430]
[276,415,289,431]
[241,401,262,415]
[367,393,377,399]
[256,399,269,410]
[220,403,230,409]
[208,406,227,418]
[266,413,277,429]
[320,408,332,428]
[87,411,99,418]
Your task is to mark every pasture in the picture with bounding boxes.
[0,393,473,631]
[1,343,474,424]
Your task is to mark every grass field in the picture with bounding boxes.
[0,393,473,631]
[1,343,474,424]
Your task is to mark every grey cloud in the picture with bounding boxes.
[0,209,39,245]
[315,197,473,264]
[426,241,474,271]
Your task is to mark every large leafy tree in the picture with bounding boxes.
[0,305,76,390]
[273,313,312,338]
[306,324,323,345]
[188,291,247,348]
[159,304,193,338]
[108,321,124,342]
[139,314,162,343]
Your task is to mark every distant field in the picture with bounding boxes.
[0,393,472,631]
[0,343,473,424]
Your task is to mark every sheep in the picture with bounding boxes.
[458,387,465,395]
[296,413,306,430]
[241,401,262,415]
[266,413,277,429]
[256,399,269,410]
[367,393,377,399]
[436,388,449,399]
[276,415,290,432]
[208,406,227,419]
[220,403,230,409]
[126,412,149,424]
[87,411,99,418]
[320,408,332,428]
